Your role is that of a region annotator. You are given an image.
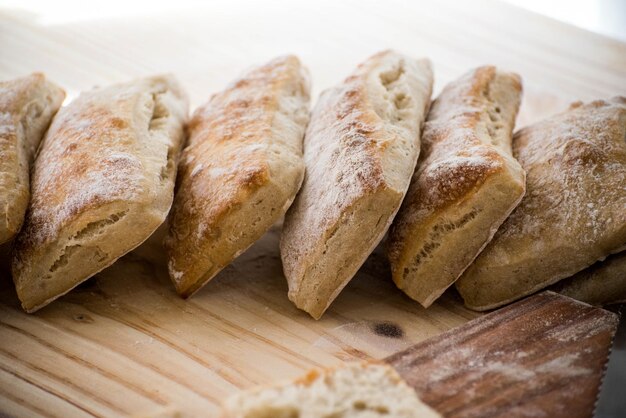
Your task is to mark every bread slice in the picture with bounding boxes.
[12,76,188,312]
[456,97,626,310]
[551,251,626,306]
[280,50,433,319]
[164,56,310,297]
[386,66,525,308]
[0,73,65,244]
[221,362,441,418]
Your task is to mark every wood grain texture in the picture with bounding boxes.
[0,228,477,417]
[387,292,619,418]
[0,0,625,416]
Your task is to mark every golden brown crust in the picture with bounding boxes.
[165,56,310,296]
[457,97,626,310]
[12,75,188,312]
[392,67,521,236]
[0,73,65,244]
[387,66,525,307]
[281,50,433,319]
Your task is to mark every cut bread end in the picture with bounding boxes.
[284,187,402,320]
[221,362,440,418]
[390,167,525,308]
[13,203,166,312]
[168,177,301,298]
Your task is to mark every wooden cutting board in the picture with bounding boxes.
[387,292,619,418]
[0,1,625,416]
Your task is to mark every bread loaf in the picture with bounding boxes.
[12,76,188,312]
[0,73,65,244]
[457,97,626,310]
[165,56,310,297]
[221,362,441,418]
[281,50,433,319]
[551,251,626,306]
[387,66,525,308]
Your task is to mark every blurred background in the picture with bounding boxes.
[1,0,625,114]
[499,0,625,41]
[2,0,625,41]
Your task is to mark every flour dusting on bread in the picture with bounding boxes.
[457,97,626,310]
[165,55,310,297]
[281,50,433,319]
[0,73,65,245]
[387,66,525,308]
[12,75,188,312]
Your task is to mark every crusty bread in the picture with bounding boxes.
[387,66,525,308]
[551,251,626,306]
[165,56,310,297]
[221,362,441,418]
[12,76,188,312]
[0,73,65,244]
[280,50,433,319]
[457,97,626,311]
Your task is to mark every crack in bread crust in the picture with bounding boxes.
[387,66,525,308]
[164,55,310,297]
[456,97,626,311]
[12,75,188,312]
[281,50,433,319]
[0,73,65,244]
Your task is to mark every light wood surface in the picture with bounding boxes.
[0,228,478,417]
[0,0,625,416]
[387,292,619,418]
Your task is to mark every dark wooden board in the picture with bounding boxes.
[387,292,619,418]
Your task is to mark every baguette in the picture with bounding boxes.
[221,362,441,418]
[387,66,525,308]
[12,76,188,312]
[0,73,65,244]
[165,56,310,297]
[281,50,433,319]
[456,97,626,310]
[551,251,626,306]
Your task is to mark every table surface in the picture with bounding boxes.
[1,0,625,416]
